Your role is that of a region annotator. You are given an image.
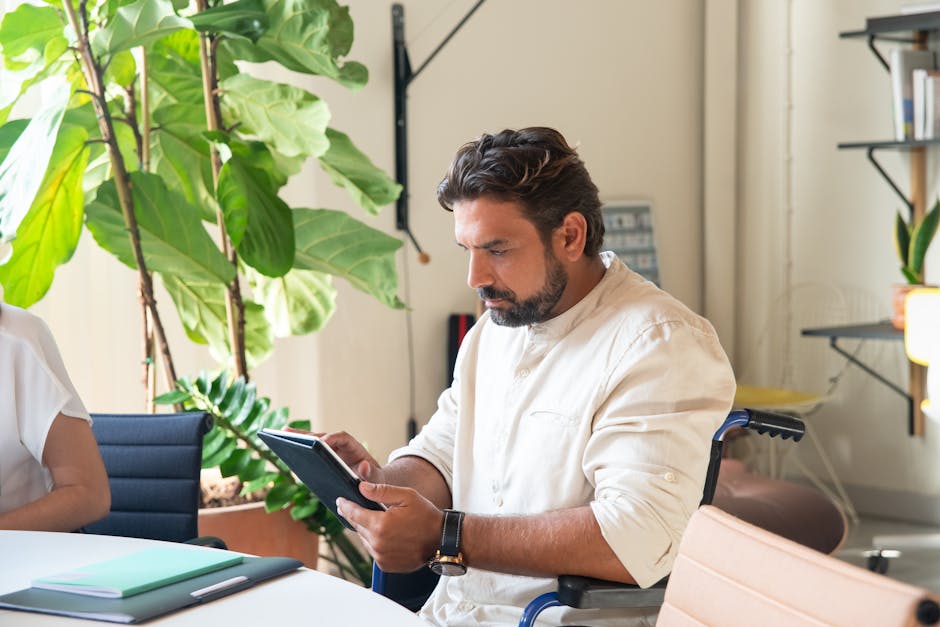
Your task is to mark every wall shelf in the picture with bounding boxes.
[839,13,931,436]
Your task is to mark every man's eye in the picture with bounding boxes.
[489,249,506,256]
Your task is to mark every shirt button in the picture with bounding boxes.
[519,368,530,378]
[491,480,499,492]
[495,496,503,508]
[664,472,677,483]
[458,601,475,612]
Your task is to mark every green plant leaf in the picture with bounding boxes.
[265,483,299,511]
[292,208,404,308]
[0,119,28,165]
[246,265,337,336]
[104,50,137,88]
[0,77,71,242]
[318,128,401,215]
[219,447,251,477]
[222,0,367,89]
[895,210,911,269]
[220,73,330,159]
[218,147,295,277]
[161,275,275,367]
[0,124,89,307]
[91,0,192,57]
[151,103,217,220]
[0,4,63,62]
[147,39,206,109]
[909,201,940,277]
[189,0,269,43]
[203,438,238,468]
[154,389,191,404]
[85,172,235,284]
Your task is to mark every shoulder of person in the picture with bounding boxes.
[0,303,55,346]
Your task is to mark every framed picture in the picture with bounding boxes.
[601,200,659,286]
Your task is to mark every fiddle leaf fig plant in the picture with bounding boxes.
[0,0,402,585]
[896,199,939,285]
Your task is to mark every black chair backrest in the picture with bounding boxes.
[84,412,213,543]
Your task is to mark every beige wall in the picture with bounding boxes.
[25,1,708,464]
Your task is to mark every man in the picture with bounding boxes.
[328,127,735,625]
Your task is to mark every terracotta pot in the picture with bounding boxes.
[891,283,921,330]
[198,502,319,569]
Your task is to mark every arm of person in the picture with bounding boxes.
[338,484,633,582]
[0,414,110,531]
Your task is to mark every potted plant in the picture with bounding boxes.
[892,199,939,328]
[0,0,400,585]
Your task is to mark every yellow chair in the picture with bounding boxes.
[732,283,877,524]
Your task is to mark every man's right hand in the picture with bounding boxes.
[319,431,386,484]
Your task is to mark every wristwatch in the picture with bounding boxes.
[429,509,467,576]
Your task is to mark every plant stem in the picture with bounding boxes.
[195,0,248,379]
[62,0,178,394]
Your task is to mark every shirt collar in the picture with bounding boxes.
[526,251,626,343]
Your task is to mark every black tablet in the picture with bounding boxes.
[258,429,385,530]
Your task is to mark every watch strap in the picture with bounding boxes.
[439,509,465,559]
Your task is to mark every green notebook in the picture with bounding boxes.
[32,547,243,599]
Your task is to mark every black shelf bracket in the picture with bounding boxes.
[392,1,486,259]
[867,35,890,71]
[866,147,915,216]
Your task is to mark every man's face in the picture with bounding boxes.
[453,197,568,327]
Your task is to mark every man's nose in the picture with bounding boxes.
[466,252,492,289]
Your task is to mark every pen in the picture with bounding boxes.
[189,576,249,598]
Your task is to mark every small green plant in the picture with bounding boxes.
[895,199,940,284]
[156,370,373,585]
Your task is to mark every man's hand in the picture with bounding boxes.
[337,483,444,573]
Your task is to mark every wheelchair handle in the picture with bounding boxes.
[743,409,805,442]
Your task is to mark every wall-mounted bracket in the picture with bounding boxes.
[392,1,486,261]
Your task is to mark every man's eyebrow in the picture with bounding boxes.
[455,238,510,250]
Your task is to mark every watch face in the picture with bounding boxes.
[431,560,468,577]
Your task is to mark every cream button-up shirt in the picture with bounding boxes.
[0,304,91,514]
[390,252,736,626]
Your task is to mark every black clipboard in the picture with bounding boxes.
[0,556,301,624]
[258,429,385,530]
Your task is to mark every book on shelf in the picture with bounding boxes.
[31,547,243,599]
[915,69,940,139]
[890,48,936,140]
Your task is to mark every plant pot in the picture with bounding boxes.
[198,502,319,569]
[891,283,921,330]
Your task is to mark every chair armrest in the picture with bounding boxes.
[556,575,667,609]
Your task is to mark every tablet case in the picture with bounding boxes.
[0,556,302,624]
[258,430,384,530]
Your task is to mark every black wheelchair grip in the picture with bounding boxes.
[744,410,805,442]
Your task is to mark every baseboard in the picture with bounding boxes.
[846,483,940,526]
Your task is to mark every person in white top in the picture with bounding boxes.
[326,127,735,626]
[0,302,110,531]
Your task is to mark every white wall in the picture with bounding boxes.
[738,0,940,513]
[23,1,708,464]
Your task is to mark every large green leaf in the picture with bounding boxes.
[895,210,911,268]
[220,73,330,159]
[319,128,401,215]
[189,0,269,43]
[217,146,294,277]
[0,125,89,307]
[162,275,274,367]
[85,172,235,284]
[151,103,217,220]
[0,77,71,242]
[222,0,367,89]
[246,265,336,336]
[91,0,192,57]
[0,119,28,164]
[0,4,63,63]
[292,208,403,308]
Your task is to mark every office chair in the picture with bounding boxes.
[83,412,225,548]
[661,505,939,626]
[371,409,807,621]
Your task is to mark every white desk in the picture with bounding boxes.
[0,531,426,626]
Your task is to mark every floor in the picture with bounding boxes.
[836,515,940,595]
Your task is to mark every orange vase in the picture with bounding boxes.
[891,283,921,330]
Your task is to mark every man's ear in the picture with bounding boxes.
[556,212,588,261]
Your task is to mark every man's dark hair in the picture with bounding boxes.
[437,127,605,257]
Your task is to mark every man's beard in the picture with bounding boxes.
[478,254,568,327]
